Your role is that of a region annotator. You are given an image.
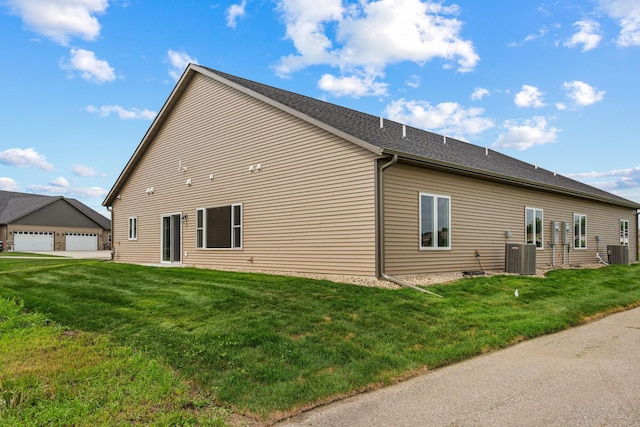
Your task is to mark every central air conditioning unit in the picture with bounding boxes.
[607,245,629,265]
[505,244,537,275]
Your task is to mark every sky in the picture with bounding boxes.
[1,0,639,219]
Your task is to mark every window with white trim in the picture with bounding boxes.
[620,219,629,245]
[128,217,137,240]
[526,207,543,248]
[196,204,242,249]
[574,213,587,249]
[196,209,204,248]
[420,193,451,249]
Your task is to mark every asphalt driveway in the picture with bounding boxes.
[279,307,640,427]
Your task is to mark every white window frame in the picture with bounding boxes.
[419,193,451,250]
[620,219,630,246]
[525,207,544,249]
[196,204,242,250]
[128,217,138,240]
[574,213,587,249]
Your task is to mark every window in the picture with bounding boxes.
[574,213,587,249]
[128,217,137,240]
[420,193,450,249]
[196,204,242,249]
[196,209,204,248]
[620,220,630,245]
[526,208,543,248]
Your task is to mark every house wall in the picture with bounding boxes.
[0,225,6,250]
[384,163,638,274]
[111,73,378,275]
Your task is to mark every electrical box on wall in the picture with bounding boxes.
[551,221,560,244]
[562,222,570,245]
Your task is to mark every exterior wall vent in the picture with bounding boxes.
[607,245,629,265]
[505,243,537,275]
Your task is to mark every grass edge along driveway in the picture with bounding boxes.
[1,259,639,423]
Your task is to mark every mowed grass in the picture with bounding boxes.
[0,298,227,426]
[1,259,640,422]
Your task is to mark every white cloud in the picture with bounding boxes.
[274,0,479,96]
[406,75,421,88]
[226,0,247,28]
[508,26,548,47]
[62,48,115,83]
[525,26,548,42]
[567,165,640,179]
[29,176,108,198]
[562,80,606,106]
[167,49,197,80]
[5,0,108,45]
[86,104,156,119]
[564,20,602,51]
[0,177,21,192]
[0,147,54,171]
[514,85,546,108]
[493,116,560,150]
[598,0,640,47]
[384,99,494,138]
[471,87,489,101]
[71,164,102,177]
[318,73,388,97]
[50,176,70,188]
[566,165,640,198]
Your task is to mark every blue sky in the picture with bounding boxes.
[1,0,639,218]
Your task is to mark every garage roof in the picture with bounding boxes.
[0,190,111,230]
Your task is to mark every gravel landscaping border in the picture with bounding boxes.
[192,262,610,289]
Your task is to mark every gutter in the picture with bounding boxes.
[375,154,442,297]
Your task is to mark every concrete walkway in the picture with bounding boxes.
[0,250,112,260]
[278,307,640,427]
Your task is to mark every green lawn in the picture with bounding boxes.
[1,259,639,424]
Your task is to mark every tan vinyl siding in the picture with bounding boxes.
[384,163,638,274]
[112,73,377,275]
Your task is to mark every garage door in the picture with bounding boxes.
[14,231,54,251]
[65,233,98,251]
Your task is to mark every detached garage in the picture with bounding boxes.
[13,231,54,251]
[0,190,111,252]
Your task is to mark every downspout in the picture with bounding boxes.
[106,205,114,260]
[376,154,443,297]
[637,209,640,262]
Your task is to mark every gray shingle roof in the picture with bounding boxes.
[202,66,639,208]
[0,190,111,229]
[0,190,54,224]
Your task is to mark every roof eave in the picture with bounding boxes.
[384,149,640,209]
